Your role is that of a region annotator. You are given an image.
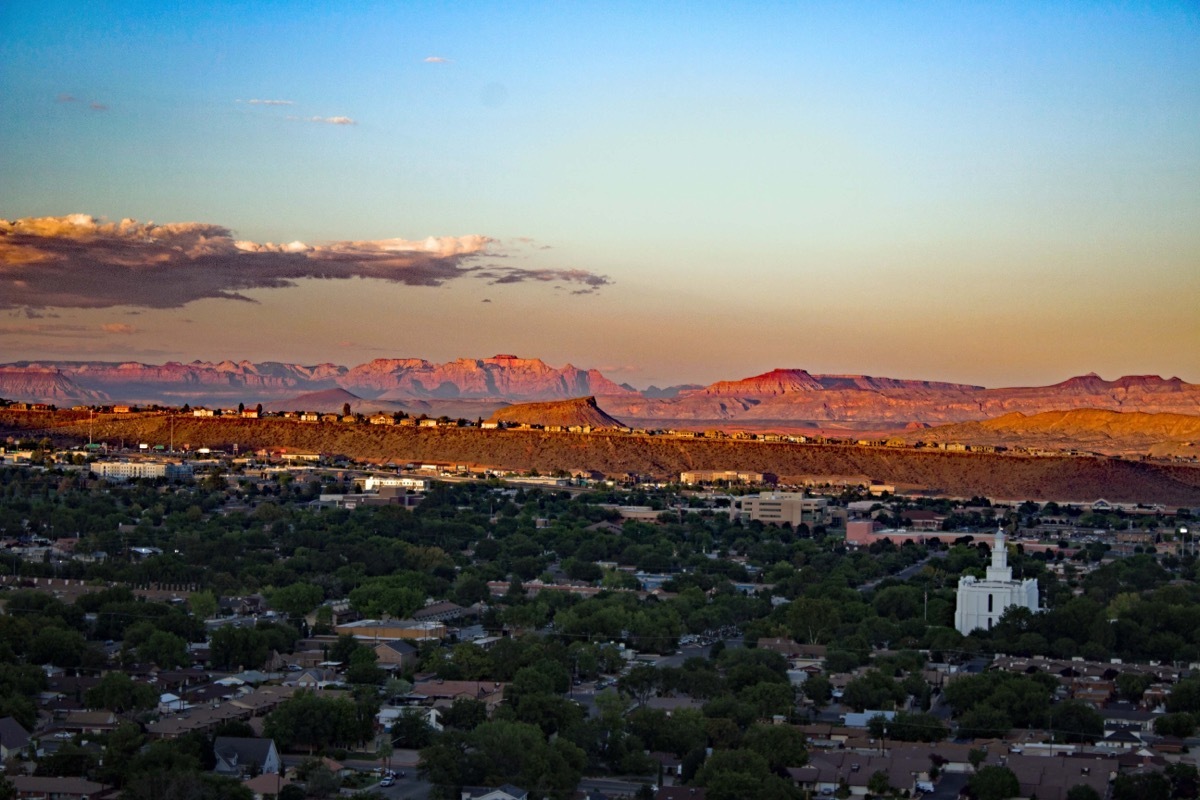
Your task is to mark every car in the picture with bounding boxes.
[379,777,395,787]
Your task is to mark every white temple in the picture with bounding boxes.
[954,528,1039,635]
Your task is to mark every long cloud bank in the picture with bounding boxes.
[0,214,610,309]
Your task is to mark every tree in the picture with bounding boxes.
[1166,763,1199,800]
[1050,700,1104,744]
[268,583,324,620]
[121,771,253,800]
[189,590,218,621]
[138,630,189,669]
[343,402,352,417]
[803,674,832,707]
[969,766,1020,800]
[85,671,157,714]
[1112,772,1171,800]
[694,748,801,800]
[891,711,948,742]
[869,770,894,797]
[1115,672,1153,703]
[742,724,807,772]
[392,709,435,749]
[1153,712,1196,738]
[619,665,659,707]
[1066,786,1101,800]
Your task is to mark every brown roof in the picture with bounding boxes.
[11,775,111,799]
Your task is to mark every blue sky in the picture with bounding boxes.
[2,1,1198,387]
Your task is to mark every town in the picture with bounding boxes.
[0,426,1197,800]
[5,400,1175,462]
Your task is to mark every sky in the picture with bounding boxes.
[1,1,1198,389]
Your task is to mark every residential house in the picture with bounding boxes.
[410,680,508,715]
[243,773,293,800]
[0,716,30,760]
[61,711,117,735]
[373,640,419,672]
[212,736,281,777]
[10,776,113,800]
[460,786,528,800]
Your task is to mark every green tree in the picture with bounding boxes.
[1112,772,1171,800]
[85,671,157,714]
[268,583,324,620]
[803,674,832,707]
[868,770,894,797]
[742,724,807,772]
[189,590,218,621]
[695,748,801,800]
[1050,700,1104,744]
[138,630,189,669]
[1153,712,1196,738]
[1065,786,1101,800]
[969,766,1020,800]
[1115,672,1153,703]
[391,709,435,749]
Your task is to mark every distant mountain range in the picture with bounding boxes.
[2,357,1198,431]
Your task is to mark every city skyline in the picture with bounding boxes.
[2,2,1198,388]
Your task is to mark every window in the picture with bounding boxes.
[987,594,993,612]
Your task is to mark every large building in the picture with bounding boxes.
[93,460,193,482]
[680,470,765,485]
[954,528,1039,635]
[736,492,830,527]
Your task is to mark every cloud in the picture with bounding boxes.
[0,214,611,309]
[292,115,356,125]
[424,56,451,64]
[246,98,295,106]
[0,323,89,338]
[101,323,137,334]
[57,93,78,103]
[89,102,108,111]
[483,267,612,295]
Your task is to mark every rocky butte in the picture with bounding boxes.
[1,358,1197,433]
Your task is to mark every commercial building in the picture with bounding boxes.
[93,460,193,482]
[680,470,766,485]
[736,492,830,527]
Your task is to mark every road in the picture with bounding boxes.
[858,551,946,593]
[578,776,654,798]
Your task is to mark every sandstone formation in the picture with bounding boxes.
[3,358,1197,438]
[486,396,626,429]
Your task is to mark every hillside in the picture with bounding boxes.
[899,409,1200,459]
[486,396,626,429]
[5,411,1200,505]
[0,367,108,405]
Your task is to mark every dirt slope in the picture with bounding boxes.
[5,412,1199,505]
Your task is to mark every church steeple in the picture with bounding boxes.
[985,526,1012,581]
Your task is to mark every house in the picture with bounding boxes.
[212,736,281,777]
[410,680,508,714]
[10,776,113,800]
[373,640,419,671]
[61,710,118,735]
[655,788,706,800]
[243,772,293,800]
[460,785,529,800]
[0,716,30,760]
[412,601,469,624]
